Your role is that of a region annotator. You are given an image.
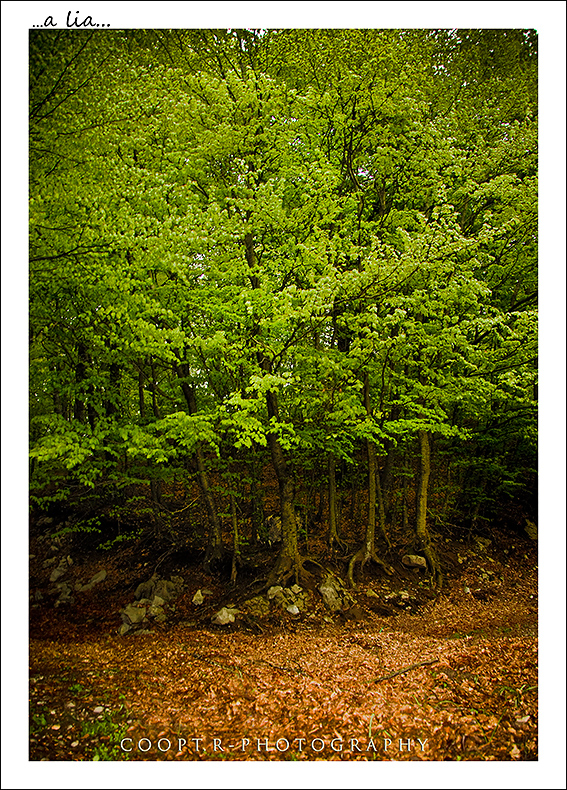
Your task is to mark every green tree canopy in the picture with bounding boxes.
[30,28,537,586]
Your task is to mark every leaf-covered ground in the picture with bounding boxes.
[29,532,538,762]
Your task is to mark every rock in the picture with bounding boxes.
[241,596,270,617]
[77,569,107,592]
[50,567,66,583]
[319,573,355,613]
[149,606,167,623]
[121,604,147,625]
[192,589,205,605]
[121,575,184,634]
[119,623,131,636]
[402,554,427,569]
[385,590,413,607]
[93,706,104,714]
[89,569,107,585]
[286,604,300,615]
[131,629,153,636]
[525,519,538,540]
[154,579,178,602]
[135,576,158,601]
[211,607,238,625]
[53,582,73,606]
[267,586,309,613]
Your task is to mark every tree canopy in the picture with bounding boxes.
[29,29,538,586]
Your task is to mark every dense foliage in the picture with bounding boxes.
[29,29,537,585]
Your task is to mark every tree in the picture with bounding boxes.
[30,29,537,589]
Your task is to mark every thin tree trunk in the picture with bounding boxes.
[249,456,264,545]
[402,456,409,532]
[375,465,391,548]
[230,493,240,584]
[244,229,309,584]
[365,437,377,554]
[265,390,302,585]
[149,358,161,419]
[327,454,343,548]
[416,430,442,588]
[177,373,222,570]
[73,342,87,423]
[138,369,146,420]
[347,375,394,586]
[104,362,120,418]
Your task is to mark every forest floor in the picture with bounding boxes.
[29,526,538,762]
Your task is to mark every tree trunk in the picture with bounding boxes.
[138,369,146,420]
[150,478,162,505]
[230,492,240,584]
[347,375,394,586]
[375,464,391,548]
[365,437,377,554]
[265,390,302,585]
[244,229,309,585]
[416,430,442,588]
[380,444,396,522]
[402,455,409,531]
[327,454,343,548]
[73,342,87,423]
[104,362,120,418]
[249,455,264,545]
[149,358,161,419]
[177,372,222,571]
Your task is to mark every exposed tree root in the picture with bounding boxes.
[203,544,224,574]
[327,533,348,552]
[421,542,443,589]
[347,546,394,588]
[267,551,317,589]
[371,658,439,684]
[230,548,241,585]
